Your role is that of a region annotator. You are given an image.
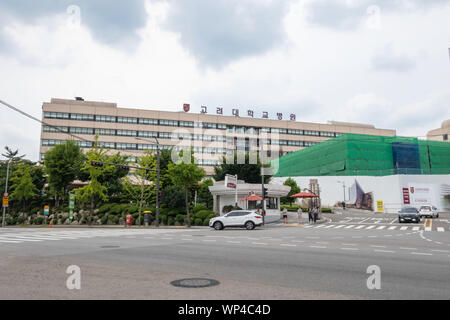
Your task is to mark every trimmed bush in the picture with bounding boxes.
[193,204,207,214]
[321,208,333,213]
[203,218,211,226]
[167,217,175,226]
[175,214,186,225]
[101,215,108,225]
[160,215,168,225]
[98,203,112,214]
[195,210,214,221]
[194,218,203,226]
[109,204,123,215]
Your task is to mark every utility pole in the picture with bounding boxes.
[260,140,265,226]
[2,159,11,228]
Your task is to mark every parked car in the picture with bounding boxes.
[398,207,421,223]
[418,205,439,218]
[209,210,263,230]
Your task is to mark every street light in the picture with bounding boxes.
[136,137,160,228]
[338,181,346,202]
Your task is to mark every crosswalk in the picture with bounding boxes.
[0,229,196,244]
[304,224,447,232]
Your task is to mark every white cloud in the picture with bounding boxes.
[0,0,449,162]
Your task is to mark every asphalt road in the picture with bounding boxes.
[0,211,449,300]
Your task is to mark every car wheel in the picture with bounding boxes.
[245,221,255,230]
[213,221,223,230]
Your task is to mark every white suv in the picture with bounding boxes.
[209,210,263,230]
[418,205,439,218]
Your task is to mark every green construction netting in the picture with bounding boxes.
[273,134,450,177]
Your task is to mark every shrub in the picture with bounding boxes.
[110,215,119,224]
[203,218,211,226]
[194,218,203,226]
[127,206,139,214]
[167,217,175,226]
[34,217,44,225]
[167,210,179,217]
[321,208,333,213]
[160,215,167,225]
[194,210,214,222]
[193,204,207,214]
[109,204,123,215]
[175,214,186,225]
[98,203,112,214]
[101,215,108,225]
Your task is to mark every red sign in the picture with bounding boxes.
[402,188,410,204]
[183,104,190,112]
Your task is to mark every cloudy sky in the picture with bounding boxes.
[0,0,449,161]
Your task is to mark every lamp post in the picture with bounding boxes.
[338,181,346,202]
[2,159,11,228]
[136,137,160,228]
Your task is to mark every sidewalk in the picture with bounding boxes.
[267,212,330,227]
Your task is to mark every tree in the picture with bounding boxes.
[74,139,110,223]
[167,151,205,227]
[196,178,214,209]
[281,178,300,206]
[1,146,25,161]
[10,166,38,212]
[213,153,271,184]
[122,151,157,225]
[44,140,85,206]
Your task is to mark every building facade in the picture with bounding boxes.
[39,98,397,175]
[427,120,450,142]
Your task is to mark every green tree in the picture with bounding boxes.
[213,153,271,184]
[10,166,39,212]
[122,151,157,225]
[44,140,85,206]
[196,178,214,209]
[281,178,300,206]
[167,150,205,227]
[74,139,110,223]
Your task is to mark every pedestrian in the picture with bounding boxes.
[313,207,319,223]
[282,207,288,224]
[297,207,302,222]
[308,207,313,223]
[342,201,346,211]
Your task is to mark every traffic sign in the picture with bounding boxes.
[2,196,8,208]
[44,205,50,215]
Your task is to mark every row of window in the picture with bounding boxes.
[43,112,342,137]
[43,125,320,146]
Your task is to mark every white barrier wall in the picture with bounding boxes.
[272,175,450,213]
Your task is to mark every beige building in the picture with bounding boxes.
[427,120,450,142]
[40,98,397,175]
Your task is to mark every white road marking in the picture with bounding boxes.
[181,238,193,241]
[252,242,268,245]
[412,227,420,231]
[411,252,432,256]
[424,227,432,232]
[371,245,386,248]
[355,225,365,229]
[374,249,395,253]
[399,247,417,250]
[388,226,397,230]
[376,226,386,230]
[390,219,397,224]
[202,240,216,242]
[400,227,408,231]
[365,226,375,230]
[342,243,357,246]
[431,249,449,253]
[309,245,326,249]
[226,241,241,244]
[344,225,355,229]
[341,247,359,251]
[359,218,371,224]
[323,225,335,229]
[333,225,345,229]
[280,244,296,247]
[291,240,305,243]
[437,227,444,232]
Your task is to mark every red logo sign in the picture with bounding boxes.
[410,187,414,194]
[183,104,190,112]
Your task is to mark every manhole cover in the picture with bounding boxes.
[170,278,220,288]
[100,245,120,249]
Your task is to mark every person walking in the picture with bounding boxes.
[308,207,313,223]
[297,207,302,223]
[313,207,319,223]
[282,207,288,224]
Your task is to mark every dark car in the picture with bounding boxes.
[398,207,420,223]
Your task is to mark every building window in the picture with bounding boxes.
[117,130,137,137]
[444,134,448,141]
[320,131,335,137]
[116,143,136,150]
[304,130,320,136]
[287,129,303,135]
[160,119,178,126]
[267,197,278,210]
[44,112,69,119]
[97,142,115,149]
[95,115,116,123]
[43,126,68,133]
[70,114,94,121]
[217,123,227,130]
[95,128,116,136]
[139,118,158,125]
[70,127,94,135]
[179,121,194,127]
[138,131,158,138]
[117,117,138,124]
